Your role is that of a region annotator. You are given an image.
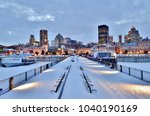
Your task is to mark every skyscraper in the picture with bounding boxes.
[119,35,122,44]
[98,25,109,44]
[108,36,113,43]
[40,29,48,46]
[40,29,48,52]
[55,33,64,48]
[29,35,35,46]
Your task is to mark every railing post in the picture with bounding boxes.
[46,64,49,69]
[129,67,130,75]
[25,72,27,81]
[9,77,14,90]
[120,65,122,72]
[141,70,143,80]
[40,66,42,73]
[34,69,36,76]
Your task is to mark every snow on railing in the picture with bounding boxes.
[80,66,97,93]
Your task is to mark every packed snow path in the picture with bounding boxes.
[0,56,150,99]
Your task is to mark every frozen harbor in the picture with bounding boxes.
[0,56,150,99]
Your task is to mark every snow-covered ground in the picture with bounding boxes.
[0,62,51,80]
[0,56,150,99]
[118,62,150,72]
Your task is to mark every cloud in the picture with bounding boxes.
[58,11,65,14]
[133,0,141,6]
[115,10,150,25]
[27,15,55,22]
[0,1,55,22]
[115,19,130,25]
[7,31,12,35]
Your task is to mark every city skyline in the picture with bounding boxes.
[0,0,150,45]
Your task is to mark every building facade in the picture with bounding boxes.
[40,30,48,46]
[40,29,48,52]
[29,35,39,46]
[29,35,35,46]
[54,33,64,48]
[119,35,122,44]
[98,25,109,44]
[107,36,113,44]
[125,26,141,43]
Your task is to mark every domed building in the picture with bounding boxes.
[125,26,142,43]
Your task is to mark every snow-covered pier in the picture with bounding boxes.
[0,56,150,99]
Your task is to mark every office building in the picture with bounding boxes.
[98,25,109,44]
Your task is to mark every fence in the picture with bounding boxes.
[0,57,67,96]
[117,64,150,83]
[86,57,150,83]
[33,55,68,62]
[117,54,150,62]
[96,60,150,83]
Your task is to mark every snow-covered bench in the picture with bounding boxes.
[51,73,66,93]
[81,71,97,93]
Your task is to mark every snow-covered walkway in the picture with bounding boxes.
[0,56,150,99]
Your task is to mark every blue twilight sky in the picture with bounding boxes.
[0,0,150,45]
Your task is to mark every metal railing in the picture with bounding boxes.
[86,57,150,83]
[117,54,150,57]
[33,55,69,62]
[0,62,55,95]
[117,54,150,62]
[0,57,67,96]
[117,64,150,83]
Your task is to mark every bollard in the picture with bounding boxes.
[40,66,42,73]
[25,72,28,81]
[141,70,143,80]
[120,65,122,72]
[129,67,131,75]
[34,69,36,76]
[46,64,49,69]
[9,77,14,90]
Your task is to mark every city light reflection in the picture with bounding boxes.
[86,62,98,65]
[99,70,119,74]
[43,69,55,73]
[13,82,41,91]
[91,69,119,74]
[87,65,104,68]
[122,84,150,95]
